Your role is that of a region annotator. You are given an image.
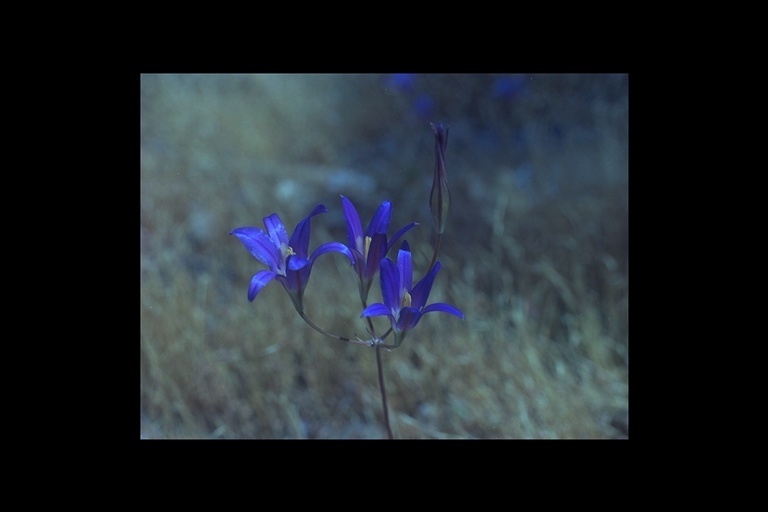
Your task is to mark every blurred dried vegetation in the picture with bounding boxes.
[140,73,628,439]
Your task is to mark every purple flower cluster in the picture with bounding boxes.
[231,197,462,345]
[231,124,463,347]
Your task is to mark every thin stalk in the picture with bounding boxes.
[302,306,394,438]
[298,311,370,346]
[429,231,442,273]
[363,303,393,439]
[376,345,393,439]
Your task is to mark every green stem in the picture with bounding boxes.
[301,307,395,438]
[376,344,393,439]
[429,232,442,273]
[298,311,370,346]
[363,302,393,439]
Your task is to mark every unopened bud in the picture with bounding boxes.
[429,122,450,235]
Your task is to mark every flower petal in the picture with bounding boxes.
[364,232,387,279]
[387,222,418,253]
[287,255,310,272]
[421,302,464,320]
[410,260,440,309]
[366,201,391,237]
[397,241,412,296]
[282,260,311,293]
[231,227,281,271]
[341,195,364,253]
[288,204,328,257]
[379,258,400,312]
[351,249,366,281]
[360,303,391,318]
[310,241,355,267]
[248,270,278,301]
[264,213,289,247]
[395,306,422,333]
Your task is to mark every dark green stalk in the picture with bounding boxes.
[363,303,394,439]
[375,344,393,439]
[429,231,442,273]
[302,304,395,438]
[298,311,370,346]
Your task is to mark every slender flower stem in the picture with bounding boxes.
[362,301,393,439]
[302,304,395,438]
[375,345,393,439]
[363,315,376,338]
[298,311,370,346]
[379,327,394,342]
[429,231,442,273]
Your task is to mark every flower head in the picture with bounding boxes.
[231,204,354,313]
[361,241,463,347]
[429,122,451,235]
[341,195,417,304]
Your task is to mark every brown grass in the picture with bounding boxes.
[140,73,628,439]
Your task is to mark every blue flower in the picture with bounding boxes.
[361,241,463,347]
[231,204,354,313]
[341,195,417,304]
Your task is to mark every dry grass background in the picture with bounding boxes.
[140,73,628,439]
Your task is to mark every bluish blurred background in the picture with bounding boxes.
[141,73,628,439]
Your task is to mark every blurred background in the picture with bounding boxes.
[140,73,628,439]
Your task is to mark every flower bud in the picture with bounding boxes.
[429,122,451,235]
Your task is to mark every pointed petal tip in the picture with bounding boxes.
[360,303,390,318]
[247,270,278,302]
[422,303,463,320]
[305,204,328,218]
[310,242,356,268]
[387,221,418,253]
